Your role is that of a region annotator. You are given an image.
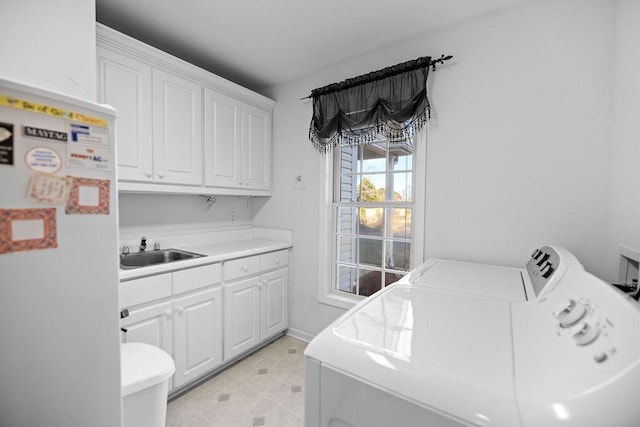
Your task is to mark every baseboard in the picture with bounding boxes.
[286,327,315,343]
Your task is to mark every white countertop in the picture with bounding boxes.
[119,227,292,281]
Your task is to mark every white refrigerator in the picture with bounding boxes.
[0,78,122,426]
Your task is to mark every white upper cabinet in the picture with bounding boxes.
[204,89,272,191]
[243,104,272,191]
[152,69,203,186]
[97,47,153,182]
[96,24,274,195]
[204,89,243,188]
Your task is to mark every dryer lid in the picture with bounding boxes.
[412,259,527,301]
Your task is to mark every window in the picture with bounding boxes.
[318,129,425,309]
[320,131,420,304]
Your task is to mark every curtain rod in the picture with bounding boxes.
[301,54,453,100]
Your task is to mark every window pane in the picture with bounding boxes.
[337,264,357,294]
[387,241,411,271]
[358,238,382,268]
[358,207,383,237]
[385,272,406,285]
[390,143,413,171]
[358,268,382,297]
[391,172,412,202]
[389,208,411,239]
[338,236,357,264]
[360,143,386,173]
[359,174,385,202]
[337,207,358,235]
[339,174,357,202]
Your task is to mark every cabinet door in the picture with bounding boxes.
[242,104,272,190]
[223,276,261,361]
[121,300,174,391]
[152,69,203,185]
[97,47,153,182]
[173,287,223,387]
[204,89,243,188]
[260,268,288,340]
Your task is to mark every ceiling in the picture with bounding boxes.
[96,0,528,92]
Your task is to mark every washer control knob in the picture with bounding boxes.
[554,299,587,328]
[541,262,554,278]
[593,352,608,363]
[536,253,550,266]
[573,322,599,346]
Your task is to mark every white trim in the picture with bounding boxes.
[412,127,427,266]
[317,130,427,310]
[318,154,354,308]
[286,327,315,343]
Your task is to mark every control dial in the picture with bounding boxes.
[554,299,587,328]
[572,322,599,346]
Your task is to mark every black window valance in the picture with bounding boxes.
[307,55,451,153]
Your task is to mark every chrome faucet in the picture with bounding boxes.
[139,236,147,252]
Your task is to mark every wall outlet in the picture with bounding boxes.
[229,211,237,223]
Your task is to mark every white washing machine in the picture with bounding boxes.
[304,246,640,426]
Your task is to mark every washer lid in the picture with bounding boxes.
[121,343,175,396]
[306,284,520,426]
[413,259,526,301]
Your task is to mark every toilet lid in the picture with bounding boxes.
[121,342,175,396]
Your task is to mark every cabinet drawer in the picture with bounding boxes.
[260,249,289,271]
[224,255,260,281]
[173,263,221,294]
[120,273,172,308]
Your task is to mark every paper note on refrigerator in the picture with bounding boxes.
[27,173,73,204]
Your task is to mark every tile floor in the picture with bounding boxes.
[166,335,307,427]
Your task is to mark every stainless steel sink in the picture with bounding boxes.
[120,248,204,269]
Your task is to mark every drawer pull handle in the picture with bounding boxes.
[177,307,185,314]
[242,265,248,271]
[274,258,279,264]
[164,310,172,318]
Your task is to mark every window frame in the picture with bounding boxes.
[317,129,427,310]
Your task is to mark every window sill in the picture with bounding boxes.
[317,291,362,311]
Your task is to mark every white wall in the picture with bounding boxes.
[0,1,97,100]
[255,0,626,337]
[607,0,640,280]
[119,193,253,229]
[0,2,121,426]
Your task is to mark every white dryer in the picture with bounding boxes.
[304,246,640,426]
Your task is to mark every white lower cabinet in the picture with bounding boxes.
[119,248,289,393]
[223,276,261,360]
[173,287,223,387]
[120,263,222,393]
[223,250,289,361]
[121,299,174,389]
[120,299,173,358]
[260,268,288,339]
